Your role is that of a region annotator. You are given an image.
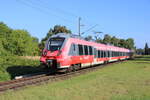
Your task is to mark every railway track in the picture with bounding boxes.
[0,61,125,93]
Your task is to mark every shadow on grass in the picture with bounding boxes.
[6,66,44,79]
[133,56,150,62]
[135,61,150,64]
[135,56,150,58]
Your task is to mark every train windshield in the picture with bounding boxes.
[47,38,65,51]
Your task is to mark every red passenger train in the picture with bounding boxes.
[40,33,131,72]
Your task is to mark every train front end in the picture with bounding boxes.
[40,34,67,71]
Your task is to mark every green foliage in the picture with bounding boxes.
[39,25,72,50]
[119,39,127,48]
[84,35,93,41]
[0,22,12,56]
[136,48,144,55]
[89,34,135,50]
[0,22,39,56]
[110,36,120,46]
[103,34,112,44]
[125,38,135,49]
[144,43,150,55]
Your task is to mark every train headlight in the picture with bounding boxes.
[43,51,47,56]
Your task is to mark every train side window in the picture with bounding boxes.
[89,46,93,55]
[101,51,103,58]
[103,51,105,58]
[104,51,105,58]
[109,51,111,57]
[94,48,97,58]
[98,50,100,58]
[114,51,115,57]
[84,45,88,55]
[108,51,110,57]
[105,51,107,57]
[112,51,114,57]
[99,50,101,58]
[78,44,84,55]
[100,51,102,58]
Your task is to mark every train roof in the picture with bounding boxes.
[50,33,130,52]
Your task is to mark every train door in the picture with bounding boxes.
[68,43,79,64]
[93,48,98,65]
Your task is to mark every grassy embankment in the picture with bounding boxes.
[0,56,41,82]
[0,56,150,100]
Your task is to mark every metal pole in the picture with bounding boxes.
[78,17,81,36]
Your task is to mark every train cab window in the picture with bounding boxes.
[84,45,88,55]
[47,38,65,52]
[78,44,84,55]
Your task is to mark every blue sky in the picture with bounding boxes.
[0,0,150,48]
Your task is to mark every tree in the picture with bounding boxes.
[126,38,134,49]
[136,48,144,55]
[43,25,71,41]
[118,39,127,48]
[144,43,149,55]
[110,36,119,46]
[148,48,150,55]
[85,35,93,41]
[3,29,39,56]
[103,34,111,44]
[40,25,72,50]
[0,22,12,56]
[0,22,40,56]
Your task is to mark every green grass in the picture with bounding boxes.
[0,56,42,81]
[1,55,150,100]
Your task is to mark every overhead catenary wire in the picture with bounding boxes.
[81,24,99,35]
[16,0,101,35]
[34,0,78,18]
[16,0,75,24]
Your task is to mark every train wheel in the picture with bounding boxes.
[66,66,73,73]
[104,61,108,65]
[73,64,81,71]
